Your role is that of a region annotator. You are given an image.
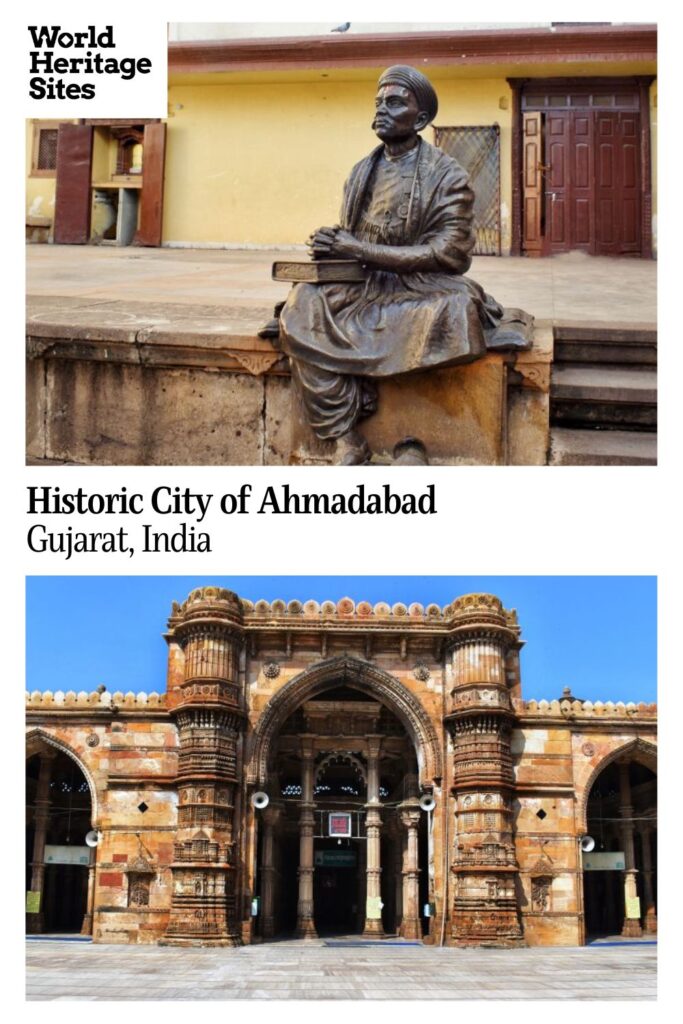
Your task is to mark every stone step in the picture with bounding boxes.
[553,326,657,366]
[550,365,657,428]
[549,427,657,466]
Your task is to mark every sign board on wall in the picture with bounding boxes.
[328,812,352,838]
[44,845,90,866]
[626,897,642,919]
[26,891,41,913]
[583,851,625,871]
[315,850,357,867]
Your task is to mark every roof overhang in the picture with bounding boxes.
[168,25,657,78]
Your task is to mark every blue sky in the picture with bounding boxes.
[25,576,656,703]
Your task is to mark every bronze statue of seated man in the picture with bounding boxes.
[261,64,532,465]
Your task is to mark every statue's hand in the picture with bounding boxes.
[307,226,362,261]
[328,229,363,260]
[307,226,338,260]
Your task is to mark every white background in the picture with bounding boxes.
[6,0,677,1021]
[25,21,167,119]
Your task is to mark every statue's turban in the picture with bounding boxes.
[377,65,438,124]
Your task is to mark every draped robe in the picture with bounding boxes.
[279,138,514,441]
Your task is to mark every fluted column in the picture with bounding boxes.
[618,761,642,937]
[261,804,282,939]
[363,736,384,937]
[295,737,318,938]
[399,803,421,939]
[27,749,57,934]
[639,825,657,934]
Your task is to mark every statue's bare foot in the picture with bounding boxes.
[393,437,428,466]
[336,430,371,466]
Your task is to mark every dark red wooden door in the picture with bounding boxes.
[570,112,594,250]
[544,112,596,254]
[594,111,642,255]
[53,125,93,244]
[520,81,646,257]
[136,122,166,247]
[545,112,570,252]
[522,112,543,255]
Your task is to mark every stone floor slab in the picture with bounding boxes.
[26,938,656,1001]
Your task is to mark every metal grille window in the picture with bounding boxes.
[31,123,62,177]
[434,125,501,256]
[37,129,58,170]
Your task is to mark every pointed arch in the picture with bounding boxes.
[577,736,657,833]
[246,655,443,787]
[26,727,99,825]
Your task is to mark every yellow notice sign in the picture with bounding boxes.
[26,891,41,913]
[366,896,383,919]
[626,897,641,919]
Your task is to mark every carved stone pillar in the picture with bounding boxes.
[295,737,318,938]
[363,735,384,937]
[618,761,642,938]
[356,835,366,933]
[27,749,57,934]
[80,846,96,935]
[444,594,524,946]
[162,587,247,946]
[399,802,421,939]
[261,804,282,939]
[639,825,657,934]
[389,816,403,933]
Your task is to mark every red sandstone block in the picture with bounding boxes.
[99,872,124,886]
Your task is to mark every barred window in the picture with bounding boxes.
[31,123,61,177]
[37,129,58,170]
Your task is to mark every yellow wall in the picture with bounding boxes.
[26,69,657,257]
[26,121,57,224]
[164,77,513,249]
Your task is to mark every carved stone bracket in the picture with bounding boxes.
[232,351,283,376]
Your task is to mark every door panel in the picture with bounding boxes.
[53,125,93,244]
[594,111,642,255]
[522,112,543,254]
[136,122,166,246]
[546,113,570,252]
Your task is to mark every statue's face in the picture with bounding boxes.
[372,84,428,141]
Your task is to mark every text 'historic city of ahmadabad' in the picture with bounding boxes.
[26,484,437,559]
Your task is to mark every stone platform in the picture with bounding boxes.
[26,246,656,467]
[25,936,657,1000]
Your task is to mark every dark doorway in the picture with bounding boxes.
[313,842,361,935]
[582,756,657,940]
[26,748,92,934]
[42,864,89,932]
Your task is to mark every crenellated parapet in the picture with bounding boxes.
[237,592,520,629]
[26,690,165,708]
[515,698,657,720]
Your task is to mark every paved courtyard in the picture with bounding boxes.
[27,245,656,338]
[26,937,657,1000]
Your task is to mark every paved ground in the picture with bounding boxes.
[26,245,656,338]
[26,937,657,1000]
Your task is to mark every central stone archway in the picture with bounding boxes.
[246,655,443,788]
